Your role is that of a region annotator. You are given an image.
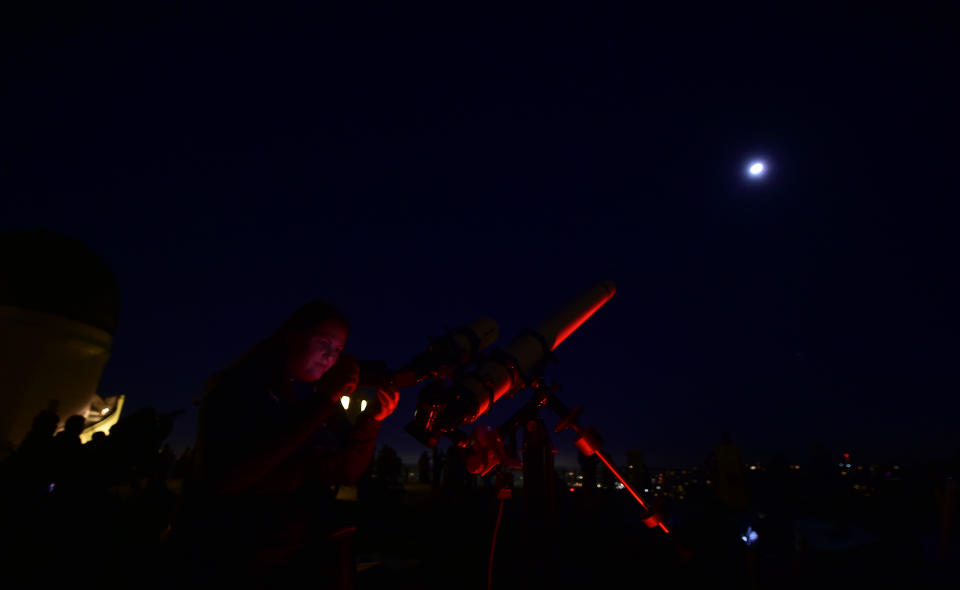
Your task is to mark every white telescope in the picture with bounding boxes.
[405,281,616,447]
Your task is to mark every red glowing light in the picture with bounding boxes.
[596,451,648,510]
[593,450,669,533]
[551,287,616,351]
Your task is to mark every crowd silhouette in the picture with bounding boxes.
[1,411,957,589]
[0,404,186,584]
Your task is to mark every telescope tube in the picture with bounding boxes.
[406,281,617,444]
[476,280,615,411]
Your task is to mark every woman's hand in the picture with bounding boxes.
[372,387,400,421]
[316,353,359,402]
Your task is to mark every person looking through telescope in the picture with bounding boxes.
[173,300,399,588]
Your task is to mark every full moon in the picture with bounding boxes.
[748,161,765,176]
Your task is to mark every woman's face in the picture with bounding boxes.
[287,319,347,382]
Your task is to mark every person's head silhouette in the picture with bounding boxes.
[212,300,350,387]
[63,415,85,438]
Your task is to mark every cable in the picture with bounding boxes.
[487,498,506,590]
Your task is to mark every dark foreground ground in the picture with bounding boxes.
[2,479,957,590]
[344,482,956,590]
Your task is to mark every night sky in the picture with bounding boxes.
[3,4,957,469]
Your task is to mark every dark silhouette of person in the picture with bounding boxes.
[418,450,431,484]
[172,300,399,589]
[442,443,472,496]
[81,430,111,491]
[370,444,404,506]
[626,449,648,492]
[0,406,60,575]
[80,431,113,516]
[577,451,600,508]
[521,417,556,520]
[44,415,90,569]
[51,415,86,495]
[105,407,184,493]
[714,431,748,512]
[375,444,402,485]
[5,405,60,496]
[432,447,444,490]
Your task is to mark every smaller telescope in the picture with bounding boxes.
[404,281,616,448]
[357,316,500,391]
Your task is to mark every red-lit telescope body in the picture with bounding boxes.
[456,281,617,422]
[539,280,617,351]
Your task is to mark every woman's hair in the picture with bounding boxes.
[199,300,349,398]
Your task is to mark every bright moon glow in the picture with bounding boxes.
[748,161,765,176]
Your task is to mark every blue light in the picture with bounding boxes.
[748,161,766,177]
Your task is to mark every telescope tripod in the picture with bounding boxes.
[470,379,669,590]
[463,378,669,532]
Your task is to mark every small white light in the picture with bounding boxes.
[360,399,367,412]
[100,408,110,416]
[748,161,765,176]
[340,396,350,410]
